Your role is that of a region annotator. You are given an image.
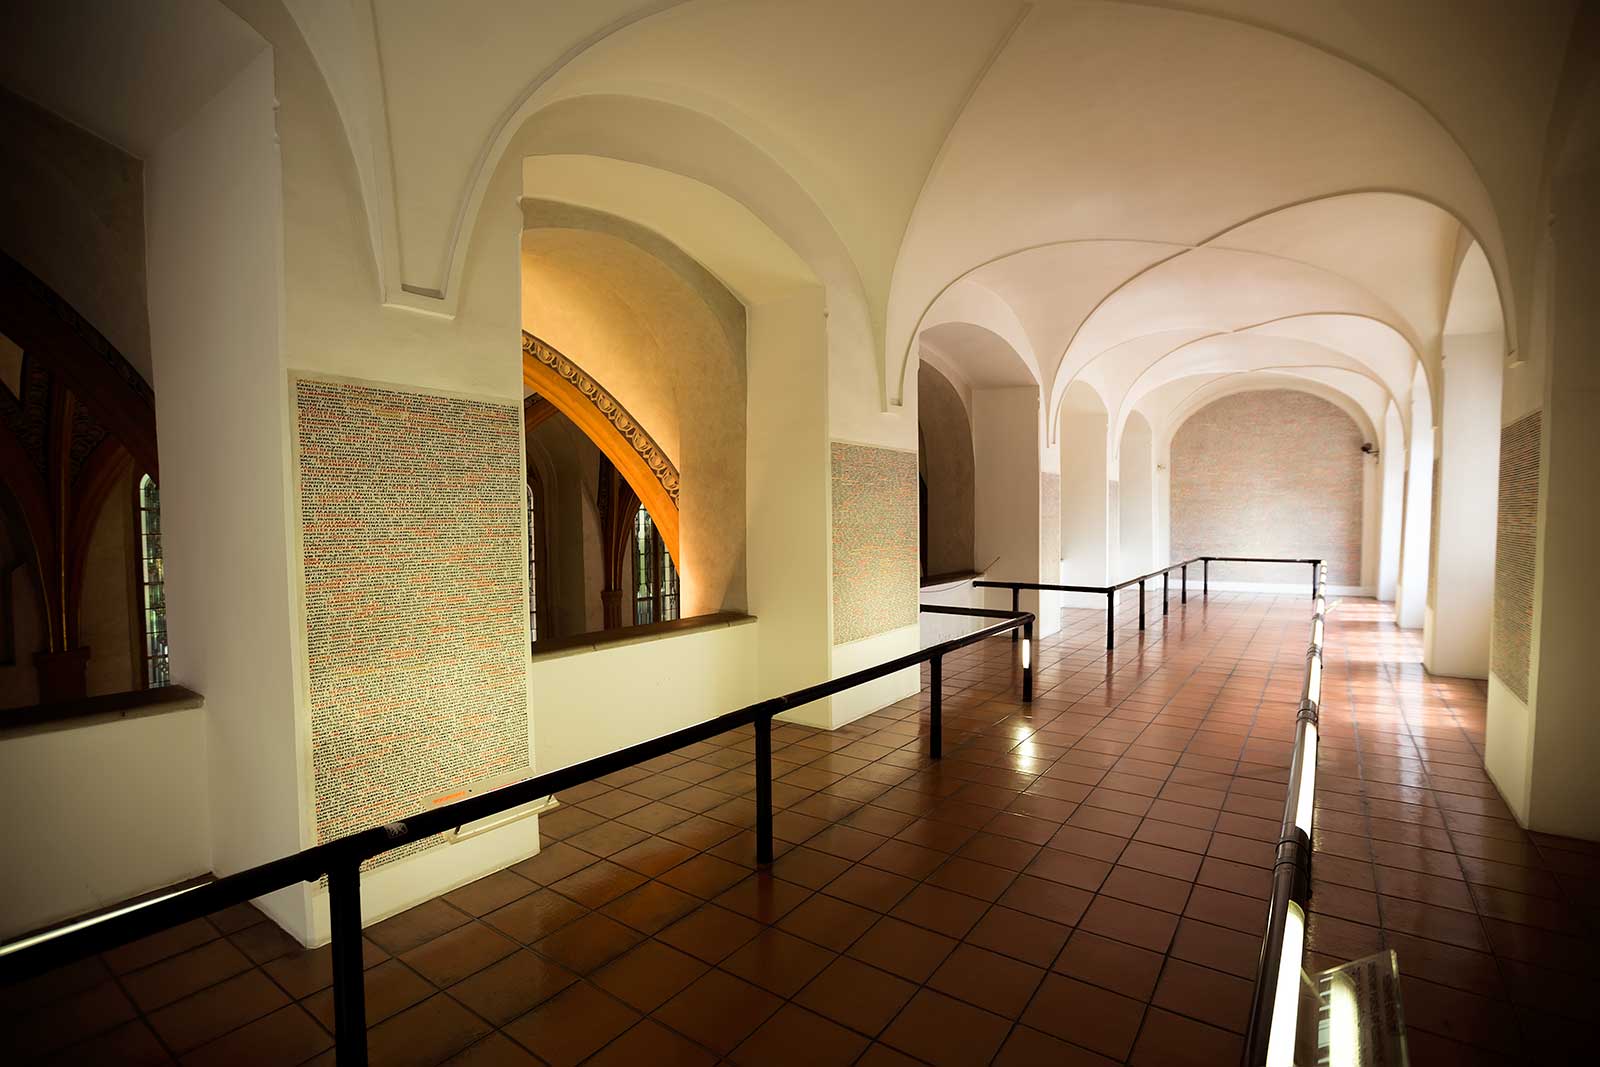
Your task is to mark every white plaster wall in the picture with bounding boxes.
[1376,404,1406,601]
[1396,375,1436,628]
[747,291,834,725]
[530,619,759,773]
[1424,331,1503,677]
[973,388,1043,618]
[1059,406,1109,606]
[143,49,312,940]
[828,626,920,727]
[0,707,210,939]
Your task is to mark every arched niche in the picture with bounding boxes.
[519,204,746,616]
[917,362,974,578]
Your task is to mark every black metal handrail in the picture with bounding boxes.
[1240,560,1328,1066]
[0,603,1034,1065]
[975,554,1322,649]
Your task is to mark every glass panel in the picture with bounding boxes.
[137,474,169,688]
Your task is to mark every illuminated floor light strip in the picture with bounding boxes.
[1328,970,1360,1067]
[0,882,206,960]
[1295,726,1319,836]
[1266,900,1307,1067]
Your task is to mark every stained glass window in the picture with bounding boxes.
[137,474,169,686]
[633,508,678,625]
[527,482,538,641]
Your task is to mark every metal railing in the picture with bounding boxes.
[976,554,1322,649]
[0,604,1033,1065]
[1241,560,1328,1066]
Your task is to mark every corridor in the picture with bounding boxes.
[4,593,1590,1066]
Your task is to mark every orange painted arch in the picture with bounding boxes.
[520,333,680,567]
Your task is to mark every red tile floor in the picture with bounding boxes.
[5,594,1596,1065]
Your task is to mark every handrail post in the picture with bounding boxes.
[328,859,369,1067]
[1105,591,1115,651]
[1138,580,1146,631]
[1203,557,1209,597]
[1011,587,1020,641]
[1162,570,1169,615]
[929,654,943,760]
[1021,620,1033,702]
[1310,561,1319,600]
[1181,563,1187,604]
[755,716,774,864]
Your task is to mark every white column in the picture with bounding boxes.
[1375,404,1405,601]
[1118,413,1154,574]
[1423,333,1503,677]
[1059,405,1110,606]
[1395,373,1434,630]
[974,388,1044,618]
[146,53,313,938]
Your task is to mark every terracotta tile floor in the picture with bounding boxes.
[6,594,1597,1065]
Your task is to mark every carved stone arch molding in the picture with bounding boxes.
[521,330,680,565]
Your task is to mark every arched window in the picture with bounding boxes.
[136,474,169,686]
[526,482,538,641]
[633,508,678,625]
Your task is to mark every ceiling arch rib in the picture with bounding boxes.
[492,93,877,394]
[917,280,1042,388]
[887,2,1512,408]
[918,321,1037,393]
[1108,335,1401,448]
[1048,243,1427,437]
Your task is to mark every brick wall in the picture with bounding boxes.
[1170,390,1364,585]
[1493,412,1540,702]
[832,442,919,644]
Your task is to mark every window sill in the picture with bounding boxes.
[530,612,756,662]
[0,685,205,740]
[920,569,986,591]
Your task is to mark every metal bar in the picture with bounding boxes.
[328,860,369,1067]
[1012,587,1020,641]
[1163,571,1169,615]
[1105,591,1115,651]
[754,717,774,865]
[929,654,943,760]
[1021,621,1033,702]
[1181,564,1187,604]
[1241,854,1303,1067]
[1311,561,1319,600]
[1204,558,1209,596]
[1138,579,1146,630]
[1,606,1032,984]
[974,580,1113,594]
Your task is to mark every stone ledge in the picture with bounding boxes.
[529,611,756,662]
[0,685,205,740]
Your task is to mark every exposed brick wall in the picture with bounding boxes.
[832,442,919,644]
[1493,412,1540,702]
[1171,390,1363,585]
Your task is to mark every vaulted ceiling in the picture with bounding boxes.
[1,0,1579,451]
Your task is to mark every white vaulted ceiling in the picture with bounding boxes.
[3,0,1574,432]
[272,0,1571,424]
